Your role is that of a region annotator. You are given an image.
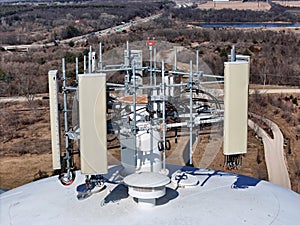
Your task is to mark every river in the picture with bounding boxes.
[197,22,300,28]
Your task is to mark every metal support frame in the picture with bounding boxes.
[59,58,76,185]
[51,40,226,184]
[132,65,138,168]
[189,61,194,166]
[161,60,167,171]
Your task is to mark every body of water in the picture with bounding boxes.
[198,23,300,28]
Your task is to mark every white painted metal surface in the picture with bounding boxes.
[124,172,170,205]
[1,165,300,225]
[124,172,170,188]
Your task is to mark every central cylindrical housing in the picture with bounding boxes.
[118,96,162,175]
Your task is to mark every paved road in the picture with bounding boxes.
[249,88,300,95]
[62,13,162,44]
[0,94,47,103]
[166,136,188,166]
[248,116,291,189]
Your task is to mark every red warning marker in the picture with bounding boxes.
[146,37,156,46]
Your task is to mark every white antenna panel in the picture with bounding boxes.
[48,70,61,170]
[124,50,142,68]
[223,61,249,155]
[79,73,108,174]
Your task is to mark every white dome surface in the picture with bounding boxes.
[1,165,300,225]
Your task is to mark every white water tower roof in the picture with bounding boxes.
[1,165,300,225]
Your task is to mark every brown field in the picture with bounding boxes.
[197,1,271,11]
[0,154,53,189]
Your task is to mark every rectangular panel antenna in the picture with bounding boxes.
[79,73,108,174]
[223,60,249,155]
[48,70,61,170]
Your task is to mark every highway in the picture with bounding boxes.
[60,13,162,45]
[1,13,162,52]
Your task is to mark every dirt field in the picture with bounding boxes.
[0,99,52,189]
[197,1,271,11]
[0,154,53,189]
[192,127,268,179]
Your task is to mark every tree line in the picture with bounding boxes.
[168,2,300,23]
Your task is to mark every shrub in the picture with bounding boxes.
[292,97,298,106]
[65,52,76,63]
[62,26,81,39]
[38,57,46,65]
[33,170,49,181]
[219,49,227,58]
[68,41,75,47]
[243,49,252,56]
[273,108,280,115]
